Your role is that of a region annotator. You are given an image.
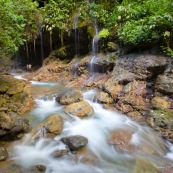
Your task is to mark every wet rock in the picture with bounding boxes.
[0,147,8,161]
[108,129,136,152]
[43,114,63,138]
[56,88,83,105]
[75,147,98,165]
[51,149,69,158]
[0,162,26,173]
[61,135,88,151]
[64,101,94,118]
[95,92,114,104]
[133,159,160,173]
[127,111,145,124]
[29,165,46,173]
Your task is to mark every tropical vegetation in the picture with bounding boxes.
[0,0,173,57]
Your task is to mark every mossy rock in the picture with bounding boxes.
[11,92,29,104]
[147,109,173,130]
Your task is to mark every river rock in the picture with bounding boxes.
[43,114,63,138]
[133,159,160,173]
[56,88,83,105]
[61,135,88,151]
[29,165,46,173]
[0,147,8,161]
[75,147,98,165]
[51,149,69,158]
[95,92,114,104]
[108,129,136,152]
[64,101,94,118]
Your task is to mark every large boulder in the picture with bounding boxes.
[56,88,83,105]
[64,101,94,118]
[42,114,63,138]
[61,135,88,151]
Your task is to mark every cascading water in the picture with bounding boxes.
[11,79,173,173]
[89,19,99,75]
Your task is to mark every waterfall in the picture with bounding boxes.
[74,14,80,57]
[89,19,99,75]
[39,24,44,66]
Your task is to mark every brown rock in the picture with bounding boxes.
[76,147,98,165]
[56,88,83,105]
[64,101,94,118]
[95,92,114,104]
[6,83,24,95]
[108,129,136,152]
[43,114,63,137]
[151,96,171,109]
[133,159,160,173]
[104,83,122,100]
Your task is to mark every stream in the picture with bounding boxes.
[11,75,173,173]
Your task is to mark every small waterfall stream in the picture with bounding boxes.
[89,19,99,75]
[10,77,173,173]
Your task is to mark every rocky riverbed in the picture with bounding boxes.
[25,52,173,142]
[0,51,173,173]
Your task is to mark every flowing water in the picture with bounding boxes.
[89,19,99,75]
[11,77,173,173]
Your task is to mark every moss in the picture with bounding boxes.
[11,92,28,104]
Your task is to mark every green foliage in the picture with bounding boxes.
[98,29,110,38]
[1,0,173,57]
[116,0,173,47]
[0,0,39,55]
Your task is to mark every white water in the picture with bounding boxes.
[12,86,173,172]
[89,19,99,75]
